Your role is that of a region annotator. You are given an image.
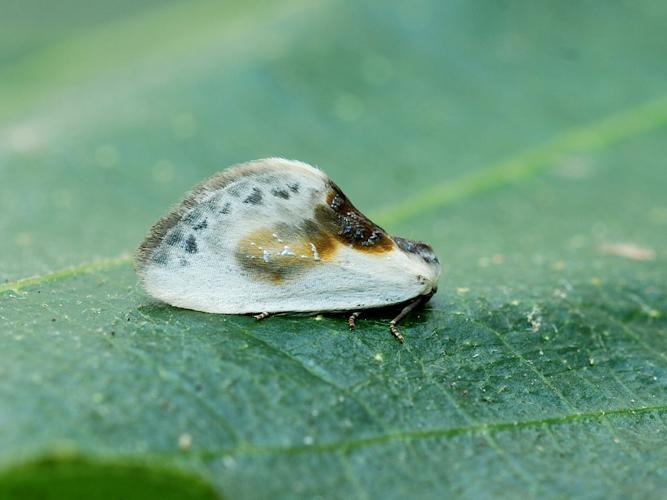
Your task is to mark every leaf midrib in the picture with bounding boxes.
[156,404,667,459]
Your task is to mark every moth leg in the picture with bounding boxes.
[389,296,426,343]
[254,312,270,321]
[348,311,362,331]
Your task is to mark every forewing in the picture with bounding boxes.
[136,158,426,313]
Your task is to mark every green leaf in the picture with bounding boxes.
[2,1,667,498]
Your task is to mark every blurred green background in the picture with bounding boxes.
[1,1,666,499]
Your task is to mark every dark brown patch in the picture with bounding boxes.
[317,182,394,253]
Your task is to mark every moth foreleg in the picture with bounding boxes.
[254,312,270,321]
[389,321,405,343]
[388,296,427,343]
[348,311,362,331]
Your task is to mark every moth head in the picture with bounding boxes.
[393,236,441,284]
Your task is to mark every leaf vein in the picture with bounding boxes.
[193,404,667,458]
[372,94,667,225]
[0,255,132,293]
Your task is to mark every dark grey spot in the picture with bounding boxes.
[219,202,231,215]
[165,230,183,246]
[185,235,198,254]
[182,209,202,224]
[193,219,208,231]
[179,257,189,267]
[152,251,169,265]
[244,187,264,205]
[288,182,300,193]
[271,187,290,200]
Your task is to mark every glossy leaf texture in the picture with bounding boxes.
[1,1,666,498]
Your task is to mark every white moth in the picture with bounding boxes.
[135,158,441,342]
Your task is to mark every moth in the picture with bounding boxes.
[135,158,441,342]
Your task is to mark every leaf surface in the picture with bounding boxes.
[1,1,667,498]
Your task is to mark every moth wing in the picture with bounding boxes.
[136,158,431,313]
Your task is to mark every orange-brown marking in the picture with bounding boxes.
[235,182,394,283]
[235,222,339,283]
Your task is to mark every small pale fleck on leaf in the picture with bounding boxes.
[178,433,192,450]
[600,242,656,261]
[527,306,542,332]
